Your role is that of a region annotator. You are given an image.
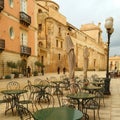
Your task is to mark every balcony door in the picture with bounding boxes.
[20,0,27,13]
[20,30,28,46]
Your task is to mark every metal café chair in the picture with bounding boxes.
[2,81,21,114]
[19,80,37,112]
[34,92,55,109]
[34,78,42,85]
[7,81,20,90]
[0,93,11,114]
[83,99,100,120]
[17,104,38,120]
[57,83,81,109]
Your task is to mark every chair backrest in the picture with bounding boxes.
[34,92,55,109]
[7,81,20,90]
[68,83,81,94]
[84,99,100,109]
[48,76,57,82]
[56,90,76,109]
[17,104,37,120]
[23,84,36,100]
[81,113,89,120]
[34,78,42,85]
[39,79,51,93]
[60,74,67,80]
[91,74,99,81]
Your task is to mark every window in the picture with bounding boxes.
[38,24,42,31]
[20,0,27,13]
[9,27,14,39]
[58,53,61,60]
[60,41,63,48]
[58,27,61,36]
[38,42,43,47]
[41,56,44,64]
[20,30,28,46]
[9,0,14,8]
[98,31,101,43]
[38,9,42,13]
[56,40,58,47]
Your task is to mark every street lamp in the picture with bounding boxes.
[104,17,114,95]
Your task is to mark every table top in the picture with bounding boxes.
[51,80,63,83]
[83,85,102,90]
[34,107,83,120]
[91,81,104,86]
[67,92,95,100]
[1,89,27,95]
[33,84,49,88]
[94,77,106,82]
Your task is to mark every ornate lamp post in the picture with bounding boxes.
[104,17,114,95]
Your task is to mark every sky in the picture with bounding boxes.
[53,0,120,56]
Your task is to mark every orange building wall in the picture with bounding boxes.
[0,0,36,56]
[0,15,20,52]
[4,0,20,18]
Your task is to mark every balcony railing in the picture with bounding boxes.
[20,45,31,57]
[0,0,4,12]
[19,12,31,26]
[0,39,5,52]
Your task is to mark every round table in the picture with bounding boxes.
[67,92,95,110]
[1,89,27,95]
[1,89,27,115]
[91,81,104,87]
[51,80,63,95]
[83,85,102,94]
[34,107,83,120]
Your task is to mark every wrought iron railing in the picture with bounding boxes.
[0,0,4,12]
[0,39,5,51]
[19,12,31,26]
[20,45,31,57]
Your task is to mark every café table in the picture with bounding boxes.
[33,84,50,94]
[93,77,106,82]
[91,81,104,87]
[66,92,95,111]
[33,106,83,120]
[51,80,64,95]
[83,85,102,94]
[1,89,27,115]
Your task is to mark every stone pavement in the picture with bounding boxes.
[0,71,120,120]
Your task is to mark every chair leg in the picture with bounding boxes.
[97,109,100,120]
[82,112,89,120]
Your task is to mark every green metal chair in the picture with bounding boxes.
[19,81,37,112]
[83,99,100,120]
[17,104,38,120]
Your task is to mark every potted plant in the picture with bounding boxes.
[33,71,38,76]
[17,60,24,77]
[34,61,42,72]
[34,61,45,76]
[7,61,17,79]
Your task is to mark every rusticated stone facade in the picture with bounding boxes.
[36,0,107,73]
[109,56,120,72]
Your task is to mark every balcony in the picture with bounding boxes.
[19,12,31,26]
[0,39,5,52]
[20,45,31,57]
[0,0,4,12]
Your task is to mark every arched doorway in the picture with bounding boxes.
[21,59,27,76]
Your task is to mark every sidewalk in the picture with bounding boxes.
[0,71,120,120]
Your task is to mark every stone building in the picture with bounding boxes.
[36,0,107,74]
[109,56,120,72]
[0,0,107,78]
